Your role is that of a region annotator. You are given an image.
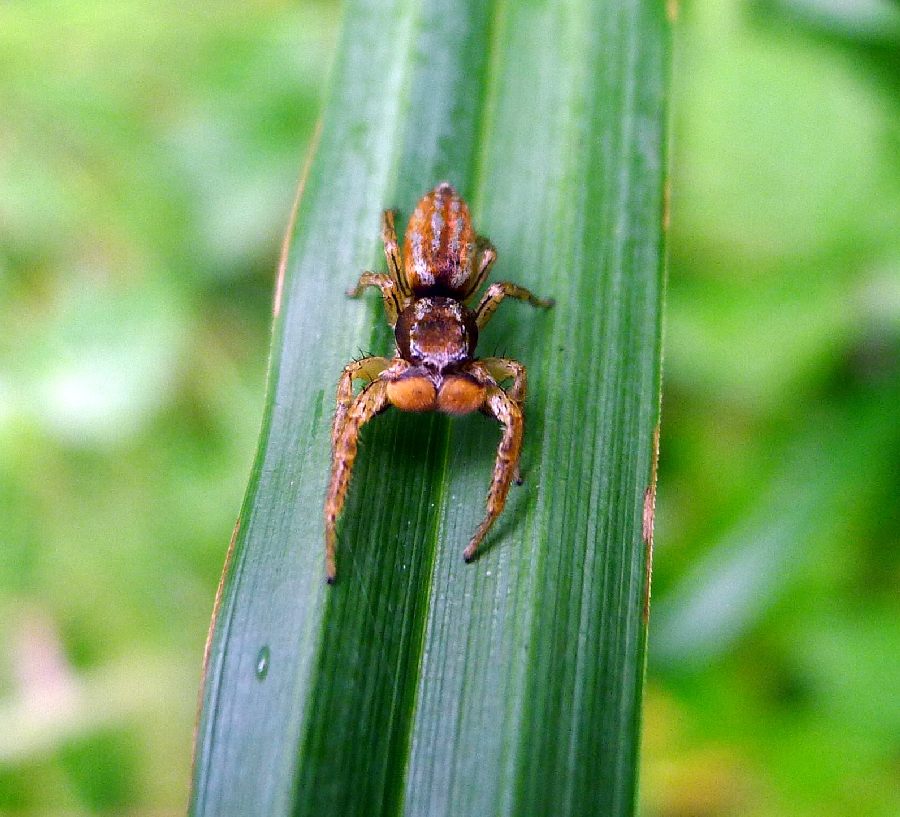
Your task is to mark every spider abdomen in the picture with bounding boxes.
[403,182,477,296]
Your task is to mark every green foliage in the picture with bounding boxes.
[0,1,335,813]
[642,3,900,816]
[190,1,667,815]
[2,0,898,816]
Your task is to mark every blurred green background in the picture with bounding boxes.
[1,1,897,815]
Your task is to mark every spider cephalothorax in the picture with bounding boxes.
[324,182,553,582]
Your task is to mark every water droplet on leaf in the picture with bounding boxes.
[255,646,270,680]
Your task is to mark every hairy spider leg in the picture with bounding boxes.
[482,357,527,404]
[381,209,410,296]
[474,282,555,331]
[461,237,497,302]
[463,386,524,563]
[481,357,527,484]
[332,355,391,451]
[346,273,406,328]
[325,378,391,582]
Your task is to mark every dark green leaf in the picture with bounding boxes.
[191,2,669,815]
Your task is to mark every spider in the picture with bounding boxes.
[324,182,553,582]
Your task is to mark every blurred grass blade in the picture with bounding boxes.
[190,2,669,816]
[652,378,900,670]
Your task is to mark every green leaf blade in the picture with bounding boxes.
[191,1,669,815]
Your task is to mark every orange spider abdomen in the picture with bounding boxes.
[403,182,477,296]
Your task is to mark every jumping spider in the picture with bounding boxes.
[324,182,553,582]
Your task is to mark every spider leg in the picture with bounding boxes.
[347,272,406,328]
[474,282,554,331]
[481,357,527,484]
[382,209,411,296]
[325,378,391,583]
[482,357,527,404]
[463,386,523,563]
[332,355,390,451]
[462,236,497,303]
